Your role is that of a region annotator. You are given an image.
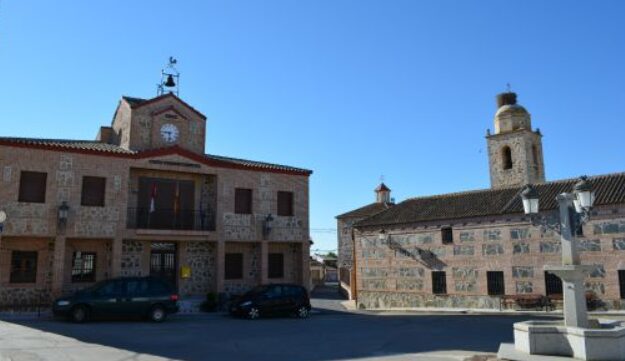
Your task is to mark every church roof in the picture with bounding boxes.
[0,137,312,175]
[354,172,625,228]
[375,182,391,192]
[121,93,207,120]
[336,202,394,219]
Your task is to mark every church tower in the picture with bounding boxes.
[486,91,545,189]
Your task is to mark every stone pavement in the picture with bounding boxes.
[0,320,178,361]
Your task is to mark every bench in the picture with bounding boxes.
[500,294,546,311]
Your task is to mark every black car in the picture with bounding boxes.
[53,277,179,323]
[229,284,311,319]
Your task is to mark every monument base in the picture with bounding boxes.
[498,319,625,361]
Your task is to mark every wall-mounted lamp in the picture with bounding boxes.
[58,201,69,231]
[262,213,274,239]
[0,210,6,234]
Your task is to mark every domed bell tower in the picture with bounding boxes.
[486,91,545,189]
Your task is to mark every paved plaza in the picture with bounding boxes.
[0,287,560,361]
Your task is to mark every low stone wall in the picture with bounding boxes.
[357,291,501,310]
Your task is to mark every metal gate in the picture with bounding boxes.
[487,271,505,295]
[150,242,177,288]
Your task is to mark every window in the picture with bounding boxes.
[225,253,243,280]
[619,270,625,300]
[10,251,38,283]
[18,171,47,203]
[502,146,513,170]
[277,191,294,216]
[441,227,453,244]
[71,252,96,283]
[487,271,505,295]
[268,253,284,279]
[81,176,106,207]
[126,279,150,295]
[234,188,252,214]
[95,280,123,297]
[545,271,563,296]
[432,271,447,294]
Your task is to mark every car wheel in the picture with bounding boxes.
[149,305,167,323]
[247,307,260,320]
[71,305,89,323]
[296,306,309,319]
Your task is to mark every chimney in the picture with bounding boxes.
[96,126,114,144]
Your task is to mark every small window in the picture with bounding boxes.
[487,271,505,295]
[234,188,252,214]
[81,176,106,207]
[225,253,243,280]
[441,227,453,244]
[71,252,96,283]
[432,271,447,294]
[502,146,513,170]
[18,171,47,203]
[268,253,284,279]
[277,191,294,216]
[619,270,625,300]
[545,271,563,296]
[10,251,38,283]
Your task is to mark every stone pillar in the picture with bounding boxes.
[301,241,311,290]
[557,194,579,265]
[52,235,66,296]
[216,240,225,293]
[111,237,123,278]
[546,266,591,328]
[260,241,268,285]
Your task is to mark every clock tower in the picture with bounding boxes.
[109,93,207,154]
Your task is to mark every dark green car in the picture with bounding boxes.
[53,277,179,323]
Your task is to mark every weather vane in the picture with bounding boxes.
[157,57,180,96]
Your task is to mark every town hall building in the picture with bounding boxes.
[338,91,625,310]
[0,92,312,307]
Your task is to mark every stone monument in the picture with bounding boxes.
[498,177,625,361]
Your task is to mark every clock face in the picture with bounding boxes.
[160,123,179,143]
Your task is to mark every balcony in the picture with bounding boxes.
[127,208,216,231]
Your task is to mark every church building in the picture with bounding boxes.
[337,91,625,310]
[0,92,312,307]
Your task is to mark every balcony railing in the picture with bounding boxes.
[127,208,216,231]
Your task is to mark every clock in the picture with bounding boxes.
[160,123,179,143]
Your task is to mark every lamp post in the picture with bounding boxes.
[520,176,595,328]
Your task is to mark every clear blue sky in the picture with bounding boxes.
[1,1,624,253]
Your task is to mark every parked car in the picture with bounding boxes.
[229,284,311,319]
[53,277,179,323]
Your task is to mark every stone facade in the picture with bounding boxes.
[0,93,311,306]
[354,212,625,310]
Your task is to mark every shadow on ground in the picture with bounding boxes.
[6,287,559,361]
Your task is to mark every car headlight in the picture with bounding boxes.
[239,301,252,307]
[57,300,70,306]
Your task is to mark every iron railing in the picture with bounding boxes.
[127,208,216,231]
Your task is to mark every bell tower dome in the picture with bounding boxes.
[487,91,546,189]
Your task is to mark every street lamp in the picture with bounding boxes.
[519,176,595,329]
[520,184,539,215]
[573,175,595,213]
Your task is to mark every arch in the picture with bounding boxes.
[502,146,513,170]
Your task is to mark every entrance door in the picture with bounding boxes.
[150,242,177,288]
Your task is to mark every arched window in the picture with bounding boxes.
[502,146,513,170]
[532,144,539,166]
